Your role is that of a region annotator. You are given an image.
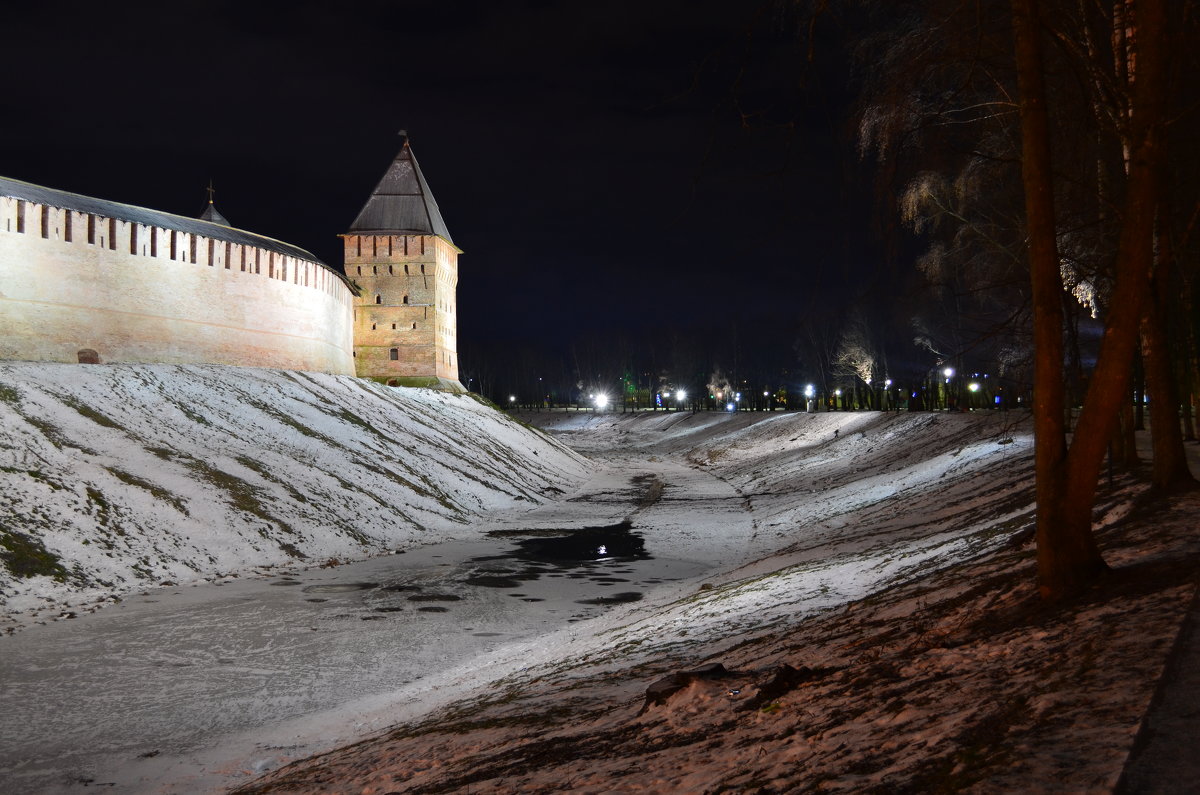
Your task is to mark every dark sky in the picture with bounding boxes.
[1,1,879,360]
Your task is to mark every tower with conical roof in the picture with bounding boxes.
[344,134,462,389]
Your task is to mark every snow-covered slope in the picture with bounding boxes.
[0,364,591,623]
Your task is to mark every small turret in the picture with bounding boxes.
[199,180,230,227]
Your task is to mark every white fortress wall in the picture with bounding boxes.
[0,194,355,374]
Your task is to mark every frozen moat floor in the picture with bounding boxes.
[4,407,1199,793]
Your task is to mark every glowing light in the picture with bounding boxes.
[597,545,607,556]
[663,391,672,400]
[884,378,892,388]
[943,367,955,378]
[968,382,980,393]
[676,389,686,401]
[595,394,609,408]
[508,395,516,403]
[804,384,815,398]
[835,388,842,396]
[726,402,736,411]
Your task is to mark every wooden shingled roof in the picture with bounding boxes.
[347,137,455,246]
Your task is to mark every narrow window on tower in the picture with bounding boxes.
[15,201,25,233]
[40,205,50,239]
[207,238,215,265]
[404,264,409,275]
[87,214,96,244]
[357,266,361,275]
[388,265,393,275]
[372,265,377,275]
[372,323,376,330]
[391,323,396,329]
[402,295,409,305]
[375,294,382,304]
[389,348,399,361]
[411,322,417,330]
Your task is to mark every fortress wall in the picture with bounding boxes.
[0,196,355,374]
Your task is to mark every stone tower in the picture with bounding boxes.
[345,135,462,389]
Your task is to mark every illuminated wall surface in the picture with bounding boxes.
[0,191,356,375]
[345,233,459,381]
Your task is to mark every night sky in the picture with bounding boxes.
[2,1,886,379]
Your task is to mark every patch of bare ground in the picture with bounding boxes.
[236,492,1200,794]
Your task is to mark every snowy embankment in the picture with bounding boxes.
[0,363,591,629]
[238,408,1200,794]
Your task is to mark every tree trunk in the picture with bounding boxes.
[1142,200,1196,490]
[1011,0,1105,600]
[1060,0,1169,578]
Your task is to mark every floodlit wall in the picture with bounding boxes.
[346,233,459,382]
[0,196,356,374]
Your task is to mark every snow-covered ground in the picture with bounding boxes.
[0,363,591,630]
[2,368,1196,793]
[235,408,1199,794]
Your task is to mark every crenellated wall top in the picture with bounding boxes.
[0,175,353,290]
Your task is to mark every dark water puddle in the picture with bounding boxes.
[502,522,649,565]
[465,523,657,605]
[463,575,524,589]
[291,522,701,623]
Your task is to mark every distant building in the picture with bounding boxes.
[0,136,463,390]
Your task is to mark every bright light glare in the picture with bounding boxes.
[595,394,609,408]
[943,367,955,378]
[726,402,735,411]
[663,391,672,399]
[885,378,892,387]
[835,388,842,396]
[804,384,815,398]
[676,389,686,401]
[968,382,980,393]
[508,395,516,403]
